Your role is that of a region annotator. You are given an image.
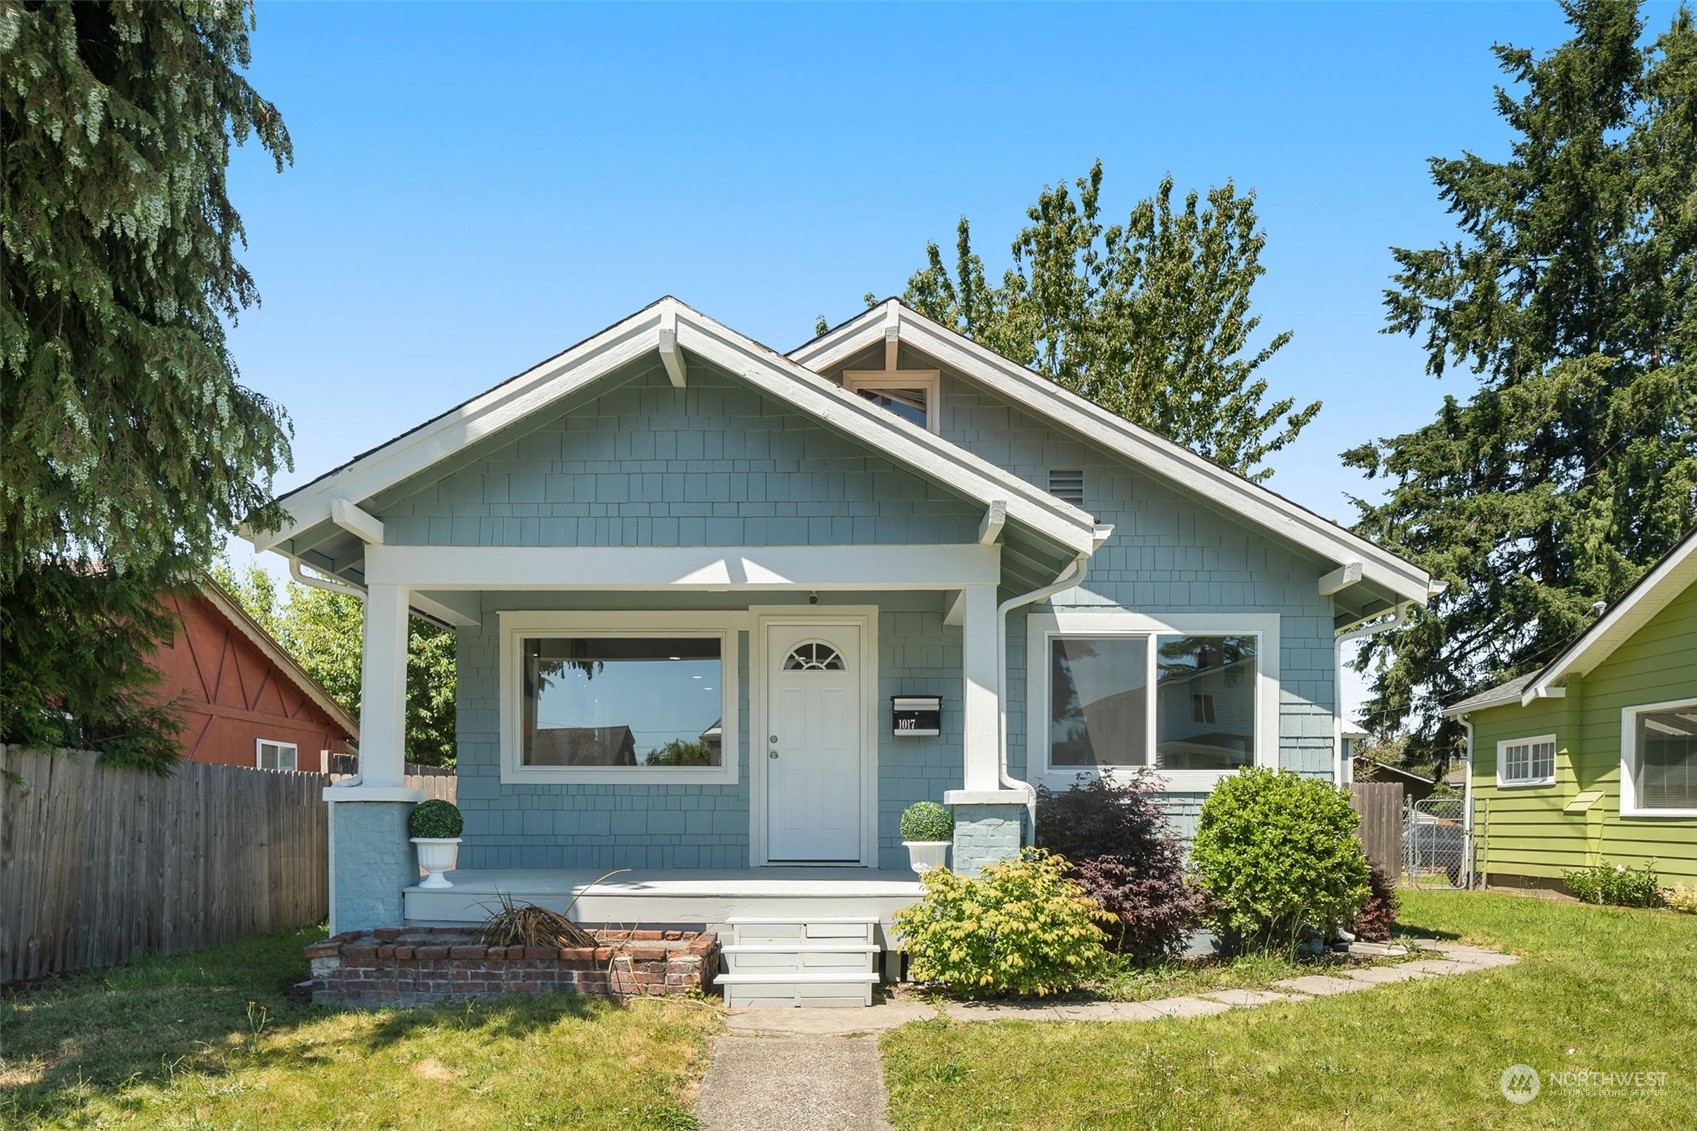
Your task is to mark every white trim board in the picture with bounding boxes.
[248,297,1099,559]
[363,543,1003,591]
[794,301,1435,606]
[1025,610,1282,793]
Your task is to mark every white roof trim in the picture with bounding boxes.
[1523,528,1697,702]
[792,301,1434,604]
[195,578,361,739]
[251,298,1098,557]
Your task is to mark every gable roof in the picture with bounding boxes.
[249,297,1100,561]
[191,576,361,740]
[1442,526,1697,716]
[792,300,1436,609]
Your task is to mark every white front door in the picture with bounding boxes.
[765,622,862,862]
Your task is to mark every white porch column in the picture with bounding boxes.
[960,583,1000,792]
[359,582,410,787]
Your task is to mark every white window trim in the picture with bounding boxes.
[1621,696,1697,818]
[256,739,298,772]
[1027,610,1280,792]
[498,610,745,785]
[843,371,941,434]
[1494,734,1557,788]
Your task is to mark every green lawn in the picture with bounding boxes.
[882,890,1697,1130]
[1,927,722,1130]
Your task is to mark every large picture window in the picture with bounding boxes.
[1035,613,1276,789]
[1623,699,1697,816]
[500,612,740,784]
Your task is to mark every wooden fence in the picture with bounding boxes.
[1348,781,1405,878]
[1,746,458,984]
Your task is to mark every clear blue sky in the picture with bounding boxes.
[221,1,1683,717]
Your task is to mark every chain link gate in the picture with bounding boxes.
[1404,797,1474,888]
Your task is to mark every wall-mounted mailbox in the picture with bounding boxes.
[892,696,942,737]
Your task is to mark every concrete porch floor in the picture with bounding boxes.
[403,867,924,944]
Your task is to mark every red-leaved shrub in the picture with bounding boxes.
[1036,773,1207,962]
[1349,865,1400,942]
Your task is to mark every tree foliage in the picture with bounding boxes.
[894,161,1319,481]
[216,562,458,767]
[1,0,293,576]
[0,2,291,767]
[1346,0,1697,769]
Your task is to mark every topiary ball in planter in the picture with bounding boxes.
[901,800,953,842]
[409,798,463,840]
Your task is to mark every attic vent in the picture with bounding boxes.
[1048,469,1085,507]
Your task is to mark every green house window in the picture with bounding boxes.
[1497,736,1556,787]
[1626,701,1697,813]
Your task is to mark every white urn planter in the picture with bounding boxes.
[411,837,461,889]
[902,840,951,874]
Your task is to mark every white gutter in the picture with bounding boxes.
[997,552,1092,831]
[1332,604,1409,785]
[1459,716,1475,888]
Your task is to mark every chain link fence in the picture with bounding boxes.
[1404,797,1473,888]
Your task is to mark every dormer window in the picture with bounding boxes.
[841,331,941,433]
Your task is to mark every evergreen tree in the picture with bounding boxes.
[1,2,291,767]
[1346,0,1697,770]
[896,162,1319,482]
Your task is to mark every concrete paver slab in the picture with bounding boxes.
[940,1000,1063,1022]
[1271,975,1371,996]
[1200,988,1294,1007]
[695,1034,892,1131]
[725,1002,934,1036]
[1145,995,1234,1017]
[1049,1001,1165,1021]
[1340,965,1436,984]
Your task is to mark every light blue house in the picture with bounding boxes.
[249,298,1434,978]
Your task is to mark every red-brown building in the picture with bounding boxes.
[152,579,358,773]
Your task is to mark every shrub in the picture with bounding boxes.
[1190,768,1370,950]
[900,800,954,842]
[1036,773,1208,961]
[408,799,463,839]
[892,848,1115,997]
[1663,884,1697,914]
[1563,861,1664,907]
[1349,865,1400,942]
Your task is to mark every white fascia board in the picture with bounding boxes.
[364,543,1004,591]
[792,302,1433,604]
[1524,531,1697,701]
[672,312,1098,555]
[253,305,671,551]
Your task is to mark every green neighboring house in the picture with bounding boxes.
[1445,528,1697,887]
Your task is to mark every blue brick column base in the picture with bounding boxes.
[950,803,1027,878]
[328,799,419,934]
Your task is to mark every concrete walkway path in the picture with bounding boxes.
[693,940,1516,1127]
[694,1033,894,1131]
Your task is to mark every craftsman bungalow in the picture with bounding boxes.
[248,297,1434,985]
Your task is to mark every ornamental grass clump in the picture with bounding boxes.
[900,800,954,842]
[475,891,597,949]
[892,848,1115,998]
[407,799,463,840]
[1190,768,1369,951]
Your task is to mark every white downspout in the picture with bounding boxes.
[997,552,1092,831]
[1332,605,1407,784]
[1459,716,1475,888]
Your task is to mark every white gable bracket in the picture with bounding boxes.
[978,501,1008,545]
[1318,561,1364,596]
[658,310,687,388]
[331,498,385,545]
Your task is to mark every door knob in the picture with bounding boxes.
[769,750,779,759]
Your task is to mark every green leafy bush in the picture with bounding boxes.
[892,848,1115,997]
[1563,861,1664,907]
[408,799,463,840]
[900,800,954,842]
[1190,768,1369,950]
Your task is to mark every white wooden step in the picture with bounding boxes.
[722,943,878,973]
[717,971,880,1009]
[727,917,877,945]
